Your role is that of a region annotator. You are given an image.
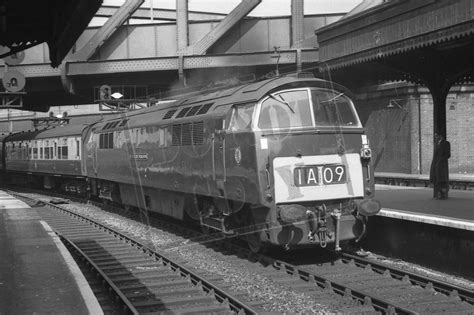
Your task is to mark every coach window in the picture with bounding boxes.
[45,140,50,159]
[54,140,58,159]
[108,132,114,149]
[58,138,68,159]
[39,140,44,159]
[48,140,53,159]
[32,141,37,159]
[76,138,81,158]
[229,103,255,131]
[258,89,313,130]
[19,142,22,160]
[63,138,69,159]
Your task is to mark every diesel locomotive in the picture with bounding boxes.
[1,74,380,252]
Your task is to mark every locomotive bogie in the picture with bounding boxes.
[118,183,185,220]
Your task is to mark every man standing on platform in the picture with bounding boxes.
[430,132,451,199]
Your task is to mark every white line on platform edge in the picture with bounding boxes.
[379,208,474,231]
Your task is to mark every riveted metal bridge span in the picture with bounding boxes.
[2,0,344,111]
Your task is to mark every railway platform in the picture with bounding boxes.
[375,184,474,231]
[0,190,102,314]
[370,182,473,277]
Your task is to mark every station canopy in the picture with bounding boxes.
[0,0,102,67]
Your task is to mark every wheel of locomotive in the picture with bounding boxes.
[244,212,265,253]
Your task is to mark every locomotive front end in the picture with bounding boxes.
[249,80,380,250]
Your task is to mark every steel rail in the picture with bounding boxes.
[12,192,259,315]
[271,260,417,315]
[58,232,139,315]
[340,252,474,305]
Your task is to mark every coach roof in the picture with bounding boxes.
[6,124,86,142]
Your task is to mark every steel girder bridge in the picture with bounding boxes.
[1,0,344,111]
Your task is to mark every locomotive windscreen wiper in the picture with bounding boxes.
[269,94,295,113]
[321,92,344,104]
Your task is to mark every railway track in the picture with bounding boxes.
[271,255,474,314]
[13,193,260,314]
[10,190,474,314]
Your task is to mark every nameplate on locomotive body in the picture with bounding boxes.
[294,164,346,187]
[131,153,149,161]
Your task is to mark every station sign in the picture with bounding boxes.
[2,70,26,92]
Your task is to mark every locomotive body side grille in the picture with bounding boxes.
[186,105,202,117]
[171,122,204,146]
[193,122,204,145]
[176,107,191,118]
[172,124,182,146]
[181,123,192,146]
[163,109,177,120]
[197,103,213,114]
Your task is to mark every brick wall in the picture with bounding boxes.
[354,82,474,175]
[446,86,474,173]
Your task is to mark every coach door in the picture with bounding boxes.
[212,119,226,190]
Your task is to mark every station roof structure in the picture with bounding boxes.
[315,0,474,137]
[315,0,474,85]
[0,0,103,67]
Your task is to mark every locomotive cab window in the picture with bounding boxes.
[258,89,312,130]
[257,88,362,130]
[229,103,255,131]
[311,89,361,127]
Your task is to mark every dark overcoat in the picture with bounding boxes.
[429,140,451,184]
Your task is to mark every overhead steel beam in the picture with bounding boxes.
[96,5,226,21]
[71,0,145,61]
[177,0,189,85]
[62,0,144,94]
[291,0,304,48]
[185,0,262,55]
[177,0,189,52]
[64,49,318,76]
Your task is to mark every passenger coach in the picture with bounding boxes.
[3,125,86,193]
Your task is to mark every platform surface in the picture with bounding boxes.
[0,191,101,314]
[375,184,474,231]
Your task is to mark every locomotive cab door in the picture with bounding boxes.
[212,119,226,193]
